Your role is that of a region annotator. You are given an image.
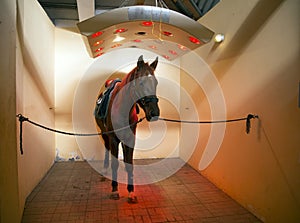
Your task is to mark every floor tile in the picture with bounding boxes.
[22,160,262,223]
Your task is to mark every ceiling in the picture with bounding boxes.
[37,0,220,28]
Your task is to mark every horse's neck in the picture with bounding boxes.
[118,70,137,103]
[111,78,135,122]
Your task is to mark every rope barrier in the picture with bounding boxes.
[16,114,145,155]
[16,113,258,155]
[159,114,259,134]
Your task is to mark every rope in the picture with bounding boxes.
[16,114,145,154]
[16,114,145,136]
[159,114,259,134]
[16,113,258,155]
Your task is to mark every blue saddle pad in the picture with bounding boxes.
[94,79,121,119]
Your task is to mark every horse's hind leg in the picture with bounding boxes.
[97,119,110,172]
[110,137,120,200]
[102,134,110,170]
[122,143,137,203]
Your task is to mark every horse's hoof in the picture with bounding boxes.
[110,192,120,200]
[127,196,138,204]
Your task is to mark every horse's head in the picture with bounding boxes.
[132,55,160,122]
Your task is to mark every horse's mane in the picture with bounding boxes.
[122,62,154,85]
[123,67,138,84]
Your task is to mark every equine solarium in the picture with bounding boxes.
[1,0,299,223]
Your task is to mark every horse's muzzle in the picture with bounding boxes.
[146,110,160,122]
[138,96,160,122]
[149,116,159,122]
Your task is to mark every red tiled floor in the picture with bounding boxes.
[22,160,262,223]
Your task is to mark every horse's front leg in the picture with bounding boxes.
[122,143,138,203]
[110,137,120,200]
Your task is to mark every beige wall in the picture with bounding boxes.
[1,2,58,220]
[0,0,20,222]
[183,0,300,222]
[16,0,56,219]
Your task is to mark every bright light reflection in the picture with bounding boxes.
[113,35,125,42]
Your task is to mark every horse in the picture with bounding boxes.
[95,55,160,203]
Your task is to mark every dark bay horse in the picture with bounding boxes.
[95,55,160,203]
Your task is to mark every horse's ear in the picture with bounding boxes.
[150,57,158,70]
[137,55,144,69]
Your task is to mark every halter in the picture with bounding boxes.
[138,95,159,106]
[130,73,159,106]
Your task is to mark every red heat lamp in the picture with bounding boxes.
[162,31,173,37]
[141,21,153,26]
[189,36,201,44]
[91,31,103,38]
[93,40,104,46]
[95,47,103,52]
[114,28,128,34]
[77,6,214,60]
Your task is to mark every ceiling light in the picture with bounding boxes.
[162,31,173,37]
[113,36,125,42]
[169,50,177,55]
[141,21,153,26]
[111,44,122,48]
[77,6,215,60]
[91,31,103,38]
[149,45,157,49]
[95,52,104,57]
[178,44,187,51]
[114,28,127,34]
[189,36,201,44]
[93,40,104,46]
[214,33,225,43]
[95,47,104,52]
